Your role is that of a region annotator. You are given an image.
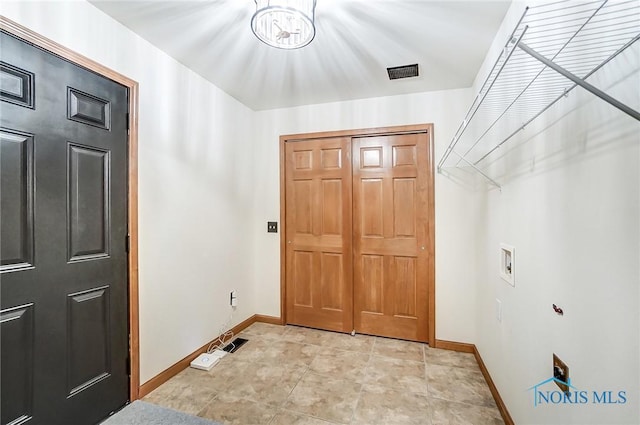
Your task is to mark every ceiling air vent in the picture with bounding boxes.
[387,63,419,80]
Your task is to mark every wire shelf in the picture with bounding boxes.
[438,0,640,187]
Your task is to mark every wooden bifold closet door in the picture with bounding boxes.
[283,126,434,343]
[285,137,354,333]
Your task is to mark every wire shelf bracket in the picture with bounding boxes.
[437,0,640,189]
[516,40,640,121]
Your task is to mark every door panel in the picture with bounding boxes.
[293,251,313,307]
[1,31,128,425]
[67,285,112,397]
[353,133,432,342]
[319,253,343,309]
[361,255,384,313]
[285,138,353,332]
[0,61,34,108]
[0,304,35,425]
[67,143,111,261]
[361,179,384,236]
[0,130,34,271]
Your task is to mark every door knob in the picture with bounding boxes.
[421,246,425,250]
[288,240,292,244]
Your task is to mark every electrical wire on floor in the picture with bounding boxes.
[206,309,236,354]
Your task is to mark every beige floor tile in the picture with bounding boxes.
[270,409,342,425]
[283,372,362,424]
[243,322,290,339]
[224,337,272,360]
[236,328,259,340]
[145,382,217,415]
[283,326,335,346]
[148,326,500,425]
[143,373,188,401]
[144,361,259,414]
[142,386,184,409]
[275,341,322,366]
[352,384,433,425]
[427,364,496,408]
[284,327,376,354]
[231,338,320,367]
[197,358,253,391]
[198,393,277,425]
[427,363,486,385]
[323,332,376,354]
[424,348,479,370]
[372,337,425,362]
[309,348,370,382]
[365,355,428,394]
[224,362,306,406]
[429,398,504,425]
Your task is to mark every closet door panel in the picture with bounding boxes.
[353,133,432,342]
[285,138,353,332]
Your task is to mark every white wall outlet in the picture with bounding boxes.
[499,244,515,286]
[496,298,502,322]
[230,290,238,307]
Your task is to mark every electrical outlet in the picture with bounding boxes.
[496,299,502,322]
[267,221,278,233]
[499,244,515,286]
[553,354,570,393]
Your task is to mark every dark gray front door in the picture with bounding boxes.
[1,30,129,425]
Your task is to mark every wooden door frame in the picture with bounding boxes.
[1,17,141,400]
[279,124,436,345]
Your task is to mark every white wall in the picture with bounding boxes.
[251,88,481,344]
[472,2,640,424]
[0,1,257,383]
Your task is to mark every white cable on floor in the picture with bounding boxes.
[206,309,236,354]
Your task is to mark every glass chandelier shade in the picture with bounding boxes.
[251,0,317,49]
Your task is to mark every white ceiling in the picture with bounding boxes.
[90,0,511,111]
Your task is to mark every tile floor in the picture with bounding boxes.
[143,323,504,425]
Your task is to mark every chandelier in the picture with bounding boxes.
[251,0,317,49]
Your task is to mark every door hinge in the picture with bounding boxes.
[126,354,131,376]
[126,112,130,135]
[125,234,130,253]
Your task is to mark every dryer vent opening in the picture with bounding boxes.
[387,64,419,80]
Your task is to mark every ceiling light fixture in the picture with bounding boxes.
[251,0,317,49]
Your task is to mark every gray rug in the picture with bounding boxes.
[101,400,221,425]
